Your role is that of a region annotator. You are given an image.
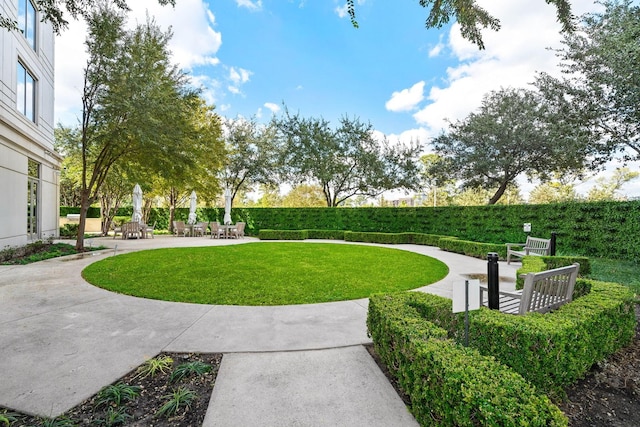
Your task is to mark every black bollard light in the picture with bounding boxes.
[487,252,499,310]
[550,232,557,256]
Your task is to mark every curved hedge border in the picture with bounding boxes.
[368,280,636,421]
[367,292,567,426]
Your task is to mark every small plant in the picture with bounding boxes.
[134,355,173,379]
[156,387,196,418]
[94,382,141,408]
[36,416,76,427]
[0,409,18,426]
[169,361,212,383]
[91,407,131,426]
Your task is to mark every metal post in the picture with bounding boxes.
[487,252,499,310]
[464,280,470,347]
[550,232,557,256]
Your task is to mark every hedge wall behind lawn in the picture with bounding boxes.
[68,199,640,260]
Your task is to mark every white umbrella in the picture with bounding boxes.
[132,184,143,223]
[223,188,232,225]
[188,190,197,225]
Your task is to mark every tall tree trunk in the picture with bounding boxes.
[488,181,509,205]
[75,190,91,251]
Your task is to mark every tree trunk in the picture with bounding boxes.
[75,190,91,251]
[488,181,509,205]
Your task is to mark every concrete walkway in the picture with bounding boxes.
[0,235,518,425]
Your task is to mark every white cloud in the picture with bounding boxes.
[385,81,425,112]
[264,103,281,114]
[412,0,602,135]
[335,4,348,18]
[236,0,263,11]
[229,67,252,84]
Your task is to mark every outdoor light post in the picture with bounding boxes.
[487,252,499,310]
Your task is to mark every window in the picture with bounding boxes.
[18,0,36,50]
[17,62,36,122]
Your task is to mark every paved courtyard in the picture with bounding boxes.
[0,235,518,425]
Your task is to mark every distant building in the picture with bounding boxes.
[0,0,61,248]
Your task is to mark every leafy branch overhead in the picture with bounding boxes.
[346,0,574,49]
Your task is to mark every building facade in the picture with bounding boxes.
[1,0,60,248]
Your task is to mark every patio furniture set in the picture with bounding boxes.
[172,220,245,239]
[112,221,155,239]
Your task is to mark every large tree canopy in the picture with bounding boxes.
[0,0,174,33]
[535,0,640,165]
[73,5,201,249]
[347,0,574,49]
[275,111,422,207]
[430,87,590,204]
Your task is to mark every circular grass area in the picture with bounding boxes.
[82,242,449,305]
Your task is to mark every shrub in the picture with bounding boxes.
[367,293,567,426]
[437,237,507,259]
[258,229,308,240]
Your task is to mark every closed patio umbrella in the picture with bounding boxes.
[132,184,143,223]
[188,190,197,225]
[223,188,232,225]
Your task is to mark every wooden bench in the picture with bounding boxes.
[479,263,580,315]
[506,236,551,264]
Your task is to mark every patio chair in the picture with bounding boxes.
[172,221,189,237]
[111,221,122,239]
[194,221,209,237]
[230,222,245,239]
[122,221,141,239]
[210,221,224,239]
[141,221,155,239]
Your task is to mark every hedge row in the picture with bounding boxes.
[60,206,101,218]
[66,199,640,260]
[468,279,636,398]
[367,292,567,426]
[258,229,346,240]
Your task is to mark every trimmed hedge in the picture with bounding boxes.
[258,229,308,240]
[468,279,636,398]
[60,206,101,218]
[437,237,507,259]
[367,292,567,426]
[64,200,640,261]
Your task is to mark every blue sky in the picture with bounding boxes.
[54,0,640,198]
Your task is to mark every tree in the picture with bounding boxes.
[430,87,590,205]
[282,184,326,207]
[1,0,174,33]
[275,110,422,207]
[73,6,200,249]
[528,181,580,204]
[452,185,523,206]
[419,154,456,207]
[220,117,279,207]
[586,167,640,201]
[535,1,640,165]
[346,0,573,49]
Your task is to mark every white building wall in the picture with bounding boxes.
[0,0,60,249]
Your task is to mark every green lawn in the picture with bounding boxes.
[82,242,449,305]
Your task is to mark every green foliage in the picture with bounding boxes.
[156,387,196,418]
[95,382,141,408]
[0,242,93,265]
[59,224,79,238]
[82,243,448,305]
[36,416,76,427]
[367,293,567,426]
[0,409,18,426]
[169,361,212,383]
[468,280,636,398]
[344,231,411,244]
[60,206,101,218]
[589,257,640,294]
[91,407,131,426]
[258,229,308,240]
[105,199,640,261]
[516,255,592,289]
[135,356,174,379]
[275,110,421,206]
[437,237,507,259]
